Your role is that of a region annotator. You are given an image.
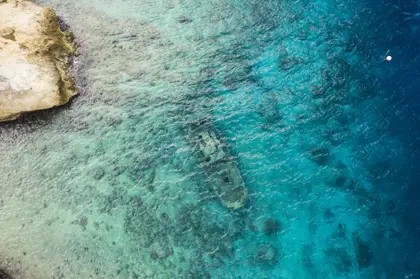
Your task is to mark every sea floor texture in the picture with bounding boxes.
[1,0,420,278]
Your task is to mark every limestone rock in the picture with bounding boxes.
[0,0,77,122]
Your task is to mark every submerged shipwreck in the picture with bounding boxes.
[190,118,248,210]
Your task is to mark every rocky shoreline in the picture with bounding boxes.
[0,0,77,122]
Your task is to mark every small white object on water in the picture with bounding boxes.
[385,55,392,61]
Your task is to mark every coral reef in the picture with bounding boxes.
[324,246,353,273]
[263,218,282,236]
[0,0,76,121]
[309,146,330,165]
[254,243,279,266]
[353,235,374,268]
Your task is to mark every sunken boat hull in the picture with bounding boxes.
[192,123,248,210]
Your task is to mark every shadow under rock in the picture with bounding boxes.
[0,96,79,137]
[0,269,12,279]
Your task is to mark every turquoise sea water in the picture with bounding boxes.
[1,0,420,278]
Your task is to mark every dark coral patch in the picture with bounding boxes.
[255,244,279,265]
[309,147,330,165]
[263,219,282,236]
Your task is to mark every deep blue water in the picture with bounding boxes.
[205,0,420,277]
[370,0,420,276]
[362,0,420,272]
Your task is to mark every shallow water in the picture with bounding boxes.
[1,0,420,278]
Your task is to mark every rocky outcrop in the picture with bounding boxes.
[0,0,77,122]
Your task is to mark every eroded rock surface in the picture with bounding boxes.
[0,0,76,122]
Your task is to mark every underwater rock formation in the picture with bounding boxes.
[0,0,77,122]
